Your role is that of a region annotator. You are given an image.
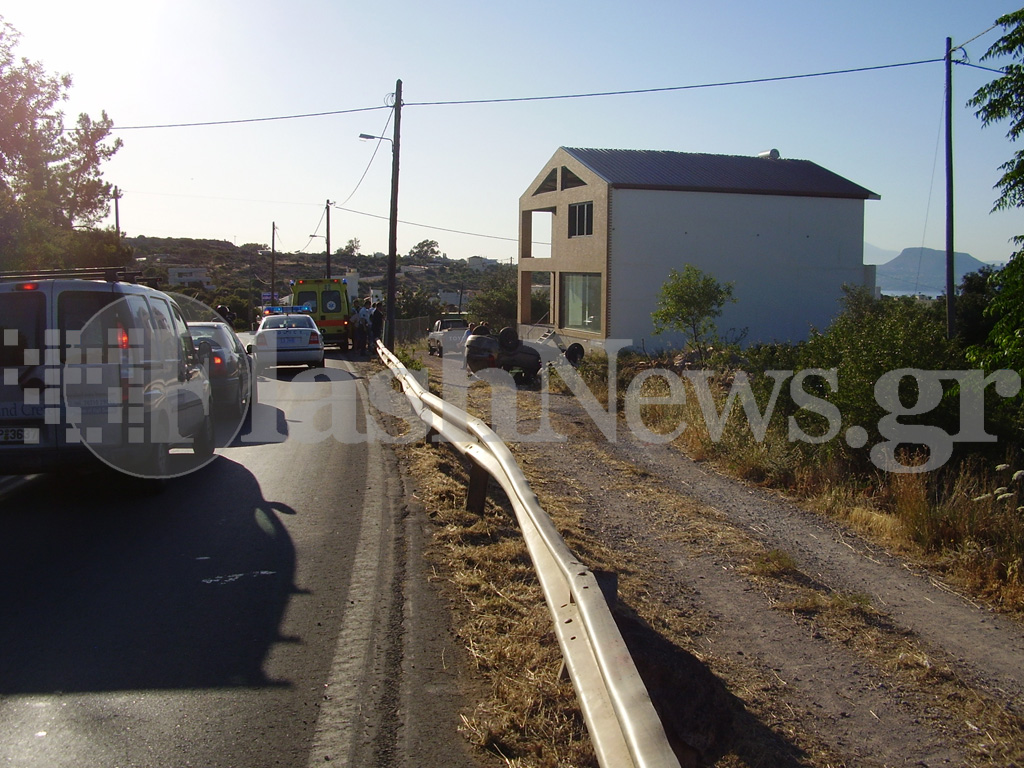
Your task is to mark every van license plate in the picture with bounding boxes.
[0,427,25,444]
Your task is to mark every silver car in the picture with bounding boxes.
[250,312,325,370]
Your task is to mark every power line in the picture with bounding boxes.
[112,104,389,131]
[107,57,945,132]
[335,110,394,209]
[405,59,945,108]
[332,205,524,243]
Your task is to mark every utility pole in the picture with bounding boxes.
[384,79,402,350]
[945,36,956,339]
[270,222,276,305]
[113,186,122,240]
[325,200,332,279]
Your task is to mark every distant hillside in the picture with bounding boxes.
[875,247,990,295]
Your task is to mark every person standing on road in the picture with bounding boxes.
[358,299,373,355]
[351,306,367,355]
[370,302,384,349]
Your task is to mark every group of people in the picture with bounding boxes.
[351,298,384,355]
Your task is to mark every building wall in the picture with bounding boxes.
[607,188,871,349]
[518,149,609,338]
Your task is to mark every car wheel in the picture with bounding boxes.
[565,343,585,367]
[498,326,519,352]
[193,414,215,459]
[229,378,246,419]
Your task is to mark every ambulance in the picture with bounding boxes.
[288,278,352,350]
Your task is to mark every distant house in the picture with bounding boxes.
[517,147,879,350]
[467,255,499,271]
[167,267,214,290]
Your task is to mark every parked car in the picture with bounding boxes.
[0,268,215,479]
[249,311,325,370]
[427,315,469,356]
[187,321,255,418]
[464,326,542,383]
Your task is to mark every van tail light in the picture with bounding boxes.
[16,282,40,291]
[117,321,131,403]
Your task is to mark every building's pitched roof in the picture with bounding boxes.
[562,147,880,200]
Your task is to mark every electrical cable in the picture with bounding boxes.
[335,110,394,209]
[108,58,946,132]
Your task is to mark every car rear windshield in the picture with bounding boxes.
[0,291,46,368]
[263,316,312,330]
[189,324,231,348]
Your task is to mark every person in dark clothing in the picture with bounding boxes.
[370,302,384,347]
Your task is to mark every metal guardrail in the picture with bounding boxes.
[377,342,681,768]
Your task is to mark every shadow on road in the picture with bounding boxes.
[0,458,298,694]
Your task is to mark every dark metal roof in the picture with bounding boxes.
[562,147,880,200]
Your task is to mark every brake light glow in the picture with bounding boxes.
[15,282,39,291]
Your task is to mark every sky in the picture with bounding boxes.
[4,0,1023,266]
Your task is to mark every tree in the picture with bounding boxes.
[395,285,441,320]
[967,254,1024,373]
[968,9,1024,212]
[0,17,122,268]
[405,239,441,263]
[651,264,735,364]
[338,238,360,258]
[966,10,1024,414]
[466,263,518,328]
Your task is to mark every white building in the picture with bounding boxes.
[466,255,499,271]
[517,147,878,350]
[167,267,214,289]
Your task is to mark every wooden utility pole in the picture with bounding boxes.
[113,186,122,240]
[270,222,276,305]
[325,200,332,279]
[945,37,956,339]
[385,79,402,350]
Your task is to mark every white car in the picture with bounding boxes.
[251,312,325,370]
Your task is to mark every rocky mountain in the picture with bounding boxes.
[875,247,991,295]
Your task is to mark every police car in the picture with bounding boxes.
[249,306,325,370]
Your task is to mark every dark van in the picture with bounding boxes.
[0,268,215,479]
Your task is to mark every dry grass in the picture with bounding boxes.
[561,352,1024,613]
[401,441,598,768]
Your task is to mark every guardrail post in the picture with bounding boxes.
[593,570,618,607]
[466,459,490,515]
[424,425,438,446]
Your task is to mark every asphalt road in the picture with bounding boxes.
[0,354,485,768]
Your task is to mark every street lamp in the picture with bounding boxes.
[359,79,401,350]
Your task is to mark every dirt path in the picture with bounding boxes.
[420,354,1024,767]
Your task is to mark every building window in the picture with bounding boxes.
[560,273,602,333]
[568,201,593,238]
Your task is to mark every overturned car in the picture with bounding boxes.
[464,326,584,384]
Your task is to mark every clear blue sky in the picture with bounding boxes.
[5,0,1022,265]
